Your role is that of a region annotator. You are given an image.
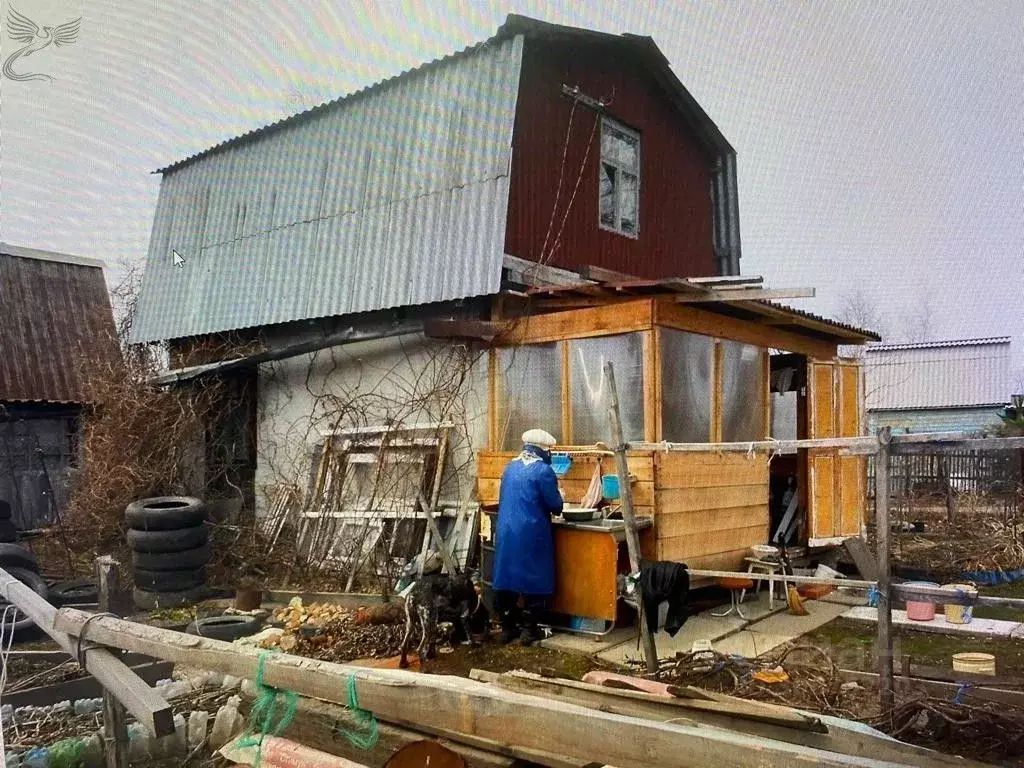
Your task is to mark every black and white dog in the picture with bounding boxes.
[399,569,482,668]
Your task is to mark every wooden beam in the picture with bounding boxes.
[495,300,654,346]
[874,428,894,713]
[674,288,816,303]
[839,668,1024,712]
[890,434,1024,454]
[629,436,880,455]
[469,671,971,768]
[605,361,658,674]
[685,275,765,286]
[0,569,174,737]
[642,330,659,443]
[97,556,129,768]
[52,612,893,766]
[2,661,174,711]
[561,341,573,444]
[423,319,504,342]
[654,301,838,359]
[576,265,641,283]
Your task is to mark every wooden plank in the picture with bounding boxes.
[576,264,641,283]
[810,451,837,539]
[51,610,889,768]
[605,360,658,674]
[97,555,129,768]
[711,341,724,442]
[809,362,836,439]
[237,683,520,768]
[842,537,879,582]
[875,429,894,712]
[655,524,769,558]
[643,330,659,443]
[477,452,653,482]
[656,485,767,513]
[838,455,865,537]
[487,349,498,451]
[653,300,838,360]
[839,668,1024,714]
[654,451,768,490]
[477,478,654,507]
[0,569,175,737]
[674,289,816,303]
[496,300,654,346]
[494,671,824,733]
[761,348,771,439]
[561,341,572,444]
[3,661,175,711]
[655,505,768,539]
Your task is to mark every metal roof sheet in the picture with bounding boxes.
[864,338,1013,411]
[131,34,524,343]
[0,246,118,404]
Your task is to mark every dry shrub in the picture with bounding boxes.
[63,267,229,552]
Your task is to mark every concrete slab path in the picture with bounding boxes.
[712,600,851,657]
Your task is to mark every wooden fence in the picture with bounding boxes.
[868,449,1022,498]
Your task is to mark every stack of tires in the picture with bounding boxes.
[126,497,210,610]
[0,542,48,639]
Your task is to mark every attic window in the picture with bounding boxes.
[599,119,640,238]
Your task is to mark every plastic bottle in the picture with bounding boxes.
[126,722,151,763]
[21,747,49,768]
[209,695,244,750]
[188,710,210,751]
[73,698,103,716]
[80,732,104,768]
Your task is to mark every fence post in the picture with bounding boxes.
[874,427,894,712]
[97,556,129,768]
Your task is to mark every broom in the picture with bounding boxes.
[779,546,809,616]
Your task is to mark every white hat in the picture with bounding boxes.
[522,429,558,449]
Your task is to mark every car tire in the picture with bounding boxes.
[0,520,17,543]
[0,543,38,572]
[49,578,100,606]
[186,614,263,642]
[133,585,206,611]
[125,497,206,531]
[128,525,208,553]
[133,567,206,592]
[0,567,48,637]
[131,543,211,571]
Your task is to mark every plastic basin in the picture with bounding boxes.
[904,581,939,621]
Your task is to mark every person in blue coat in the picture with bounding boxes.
[492,428,564,645]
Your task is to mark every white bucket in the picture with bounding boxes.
[952,652,996,676]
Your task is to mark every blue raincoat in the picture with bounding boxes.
[492,445,564,596]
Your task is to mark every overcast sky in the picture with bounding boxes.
[1,0,1021,381]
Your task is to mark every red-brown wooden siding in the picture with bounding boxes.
[505,40,717,279]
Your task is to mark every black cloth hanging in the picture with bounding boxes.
[638,560,690,637]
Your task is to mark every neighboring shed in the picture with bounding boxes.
[864,337,1013,434]
[0,243,117,529]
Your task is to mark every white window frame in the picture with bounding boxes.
[598,118,641,238]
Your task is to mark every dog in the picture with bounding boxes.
[399,569,482,668]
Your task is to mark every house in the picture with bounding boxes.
[0,243,118,529]
[131,16,878,607]
[864,337,1014,434]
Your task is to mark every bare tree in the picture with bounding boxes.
[897,296,934,344]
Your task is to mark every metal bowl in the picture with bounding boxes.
[562,508,599,522]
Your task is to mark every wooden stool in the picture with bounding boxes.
[712,577,754,618]
[741,557,787,610]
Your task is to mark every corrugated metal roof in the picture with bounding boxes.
[864,338,1013,411]
[0,245,119,404]
[131,34,524,343]
[866,337,1013,352]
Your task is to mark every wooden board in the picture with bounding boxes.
[552,528,619,621]
[496,300,654,345]
[54,610,892,768]
[477,452,654,483]
[477,477,654,508]
[653,300,838,360]
[655,485,766,513]
[655,524,768,562]
[655,505,768,539]
[654,452,768,490]
[809,450,837,539]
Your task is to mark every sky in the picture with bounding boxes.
[1,0,1022,383]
